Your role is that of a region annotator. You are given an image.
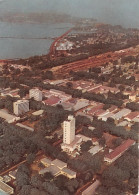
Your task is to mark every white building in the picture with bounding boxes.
[29,89,42,101]
[56,41,73,51]
[0,109,20,123]
[13,100,29,116]
[61,115,82,154]
[63,115,75,145]
[0,180,14,194]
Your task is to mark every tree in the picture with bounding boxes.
[42,71,54,80]
[92,129,103,138]
[126,102,139,111]
[54,175,69,189]
[99,137,106,147]
[43,172,53,181]
[80,140,92,152]
[26,153,36,164]
[103,104,111,110]
[112,137,122,147]
[20,185,31,195]
[31,175,42,189]
[66,82,73,89]
[30,188,47,195]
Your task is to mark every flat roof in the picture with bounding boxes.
[62,167,76,176]
[51,159,67,169]
[0,181,13,194]
[41,158,52,166]
[0,190,8,195]
[44,165,61,176]
[0,109,18,122]
[16,123,34,132]
[89,145,103,155]
[32,110,44,116]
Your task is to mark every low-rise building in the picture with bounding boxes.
[100,112,114,121]
[32,110,44,116]
[82,180,101,195]
[39,158,76,179]
[61,136,82,153]
[40,157,52,167]
[104,139,135,163]
[124,112,139,122]
[0,181,14,194]
[0,109,20,123]
[16,123,34,132]
[77,134,92,142]
[51,159,67,170]
[9,170,17,180]
[112,108,131,121]
[117,121,130,127]
[43,96,61,106]
[89,145,103,156]
[61,167,76,179]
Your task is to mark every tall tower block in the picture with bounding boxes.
[63,115,75,144]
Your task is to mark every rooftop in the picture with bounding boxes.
[105,139,135,161]
[16,123,34,132]
[32,110,44,116]
[125,111,139,121]
[39,165,61,176]
[41,157,52,166]
[0,109,19,123]
[43,96,61,106]
[89,145,103,155]
[82,180,101,195]
[51,159,67,169]
[0,181,13,195]
[112,108,131,120]
[62,167,76,177]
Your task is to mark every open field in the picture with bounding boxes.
[51,45,139,77]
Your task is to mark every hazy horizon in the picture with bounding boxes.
[0,0,139,28]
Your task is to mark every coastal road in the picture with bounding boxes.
[49,28,73,55]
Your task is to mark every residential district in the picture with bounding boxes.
[0,22,138,195]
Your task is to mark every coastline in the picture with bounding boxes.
[0,27,73,63]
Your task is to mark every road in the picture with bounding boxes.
[49,28,73,55]
[0,160,26,176]
[0,151,43,177]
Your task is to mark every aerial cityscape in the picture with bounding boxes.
[0,0,138,195]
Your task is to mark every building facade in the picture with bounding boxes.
[29,89,42,101]
[13,100,29,116]
[63,115,75,145]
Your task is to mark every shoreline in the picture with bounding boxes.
[0,27,73,63]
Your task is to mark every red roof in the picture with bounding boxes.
[95,109,106,116]
[125,112,139,120]
[68,98,77,104]
[108,105,118,113]
[88,104,104,116]
[43,96,61,105]
[105,139,135,160]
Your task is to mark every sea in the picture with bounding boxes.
[0,22,73,59]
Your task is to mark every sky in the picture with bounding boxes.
[0,0,139,28]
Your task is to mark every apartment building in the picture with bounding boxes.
[63,115,75,145]
[29,88,42,101]
[13,100,29,116]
